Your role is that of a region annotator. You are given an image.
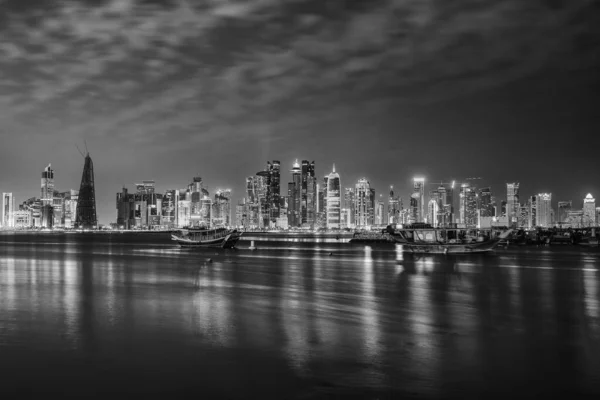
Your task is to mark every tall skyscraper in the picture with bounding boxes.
[213,190,231,227]
[557,201,572,225]
[528,195,537,229]
[355,178,373,228]
[325,165,340,229]
[300,160,316,227]
[2,193,14,228]
[583,193,596,226]
[388,186,400,224]
[506,182,520,225]
[288,160,302,227]
[479,187,494,217]
[270,161,281,220]
[427,197,440,227]
[75,153,97,229]
[459,183,478,228]
[536,193,552,228]
[255,171,270,228]
[344,187,356,227]
[411,178,425,223]
[41,164,54,206]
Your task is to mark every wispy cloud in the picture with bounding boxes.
[0,0,598,146]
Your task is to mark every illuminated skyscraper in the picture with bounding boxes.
[355,178,373,228]
[75,153,97,229]
[2,193,14,228]
[325,165,340,229]
[536,193,552,228]
[459,183,477,228]
[411,178,425,223]
[583,194,596,226]
[375,195,385,225]
[270,161,281,220]
[479,187,494,217]
[288,160,302,227]
[518,203,529,228]
[300,160,316,227]
[506,182,520,226]
[212,189,231,227]
[344,187,356,227]
[41,164,54,206]
[427,197,440,228]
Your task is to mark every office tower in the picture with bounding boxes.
[344,187,356,227]
[355,178,372,228]
[428,197,440,228]
[518,203,529,228]
[255,171,270,228]
[325,165,340,229]
[506,182,520,225]
[40,164,55,206]
[479,187,494,218]
[536,193,552,228]
[75,153,97,229]
[2,193,14,228]
[63,190,78,228]
[162,189,179,228]
[288,160,302,228]
[583,194,596,226]
[528,195,537,229]
[375,194,384,225]
[316,184,326,228]
[270,161,281,220]
[246,177,256,204]
[388,186,400,224]
[459,183,478,228]
[557,201,572,225]
[501,200,507,217]
[213,189,231,227]
[300,160,316,227]
[411,178,425,223]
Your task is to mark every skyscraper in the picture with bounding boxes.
[213,189,231,227]
[459,183,478,228]
[325,165,340,229]
[75,153,97,229]
[387,186,400,224]
[479,187,494,217]
[506,182,520,226]
[411,178,425,223]
[583,194,596,226]
[536,193,552,228]
[355,178,372,228]
[300,160,316,227]
[41,164,54,206]
[2,193,14,228]
[344,187,355,227]
[270,161,281,220]
[375,194,384,225]
[557,201,572,225]
[289,160,302,227]
[255,171,270,228]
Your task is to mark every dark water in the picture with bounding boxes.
[1,233,600,399]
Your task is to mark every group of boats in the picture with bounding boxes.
[170,223,527,254]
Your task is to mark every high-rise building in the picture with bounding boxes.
[501,200,507,217]
[316,184,326,228]
[388,186,400,224]
[355,178,373,228]
[344,187,355,227]
[518,203,529,229]
[255,171,270,228]
[41,164,54,206]
[300,160,316,228]
[506,182,520,226]
[428,197,440,228]
[528,195,538,229]
[411,178,425,223]
[536,193,552,228]
[557,201,572,226]
[270,161,281,220]
[479,187,494,218]
[2,193,14,228]
[162,189,179,228]
[325,165,340,229]
[288,160,302,227]
[583,194,596,226]
[213,189,231,227]
[375,195,385,225]
[459,183,478,228]
[75,153,97,229]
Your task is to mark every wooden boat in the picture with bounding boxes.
[386,225,513,254]
[171,227,242,248]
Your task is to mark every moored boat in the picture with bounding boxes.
[171,227,242,248]
[386,225,513,254]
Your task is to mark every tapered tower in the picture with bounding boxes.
[75,153,97,229]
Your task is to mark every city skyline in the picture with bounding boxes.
[1,1,599,225]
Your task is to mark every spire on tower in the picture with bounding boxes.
[332,164,336,173]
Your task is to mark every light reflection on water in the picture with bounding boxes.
[1,235,600,398]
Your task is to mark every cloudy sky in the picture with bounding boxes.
[1,0,599,224]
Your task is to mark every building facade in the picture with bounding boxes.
[2,192,14,228]
[506,182,520,226]
[411,178,425,223]
[583,194,596,226]
[536,193,552,228]
[325,165,341,229]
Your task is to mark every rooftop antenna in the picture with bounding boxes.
[75,144,85,158]
[84,140,89,155]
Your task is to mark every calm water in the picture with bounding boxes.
[1,233,600,399]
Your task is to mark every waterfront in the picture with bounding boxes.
[1,233,600,399]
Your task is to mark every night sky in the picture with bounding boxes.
[1,0,599,224]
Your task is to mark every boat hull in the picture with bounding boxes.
[171,231,242,249]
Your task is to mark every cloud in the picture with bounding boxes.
[0,0,598,147]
